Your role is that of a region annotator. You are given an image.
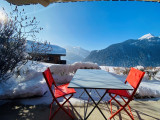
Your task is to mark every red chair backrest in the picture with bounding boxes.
[43,67,57,89]
[125,67,145,89]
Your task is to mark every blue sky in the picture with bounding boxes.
[1,1,160,50]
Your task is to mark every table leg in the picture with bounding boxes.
[84,89,108,120]
[84,89,92,119]
[95,89,102,98]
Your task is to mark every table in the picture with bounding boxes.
[68,69,133,120]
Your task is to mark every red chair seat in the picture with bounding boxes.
[108,89,131,98]
[54,83,76,98]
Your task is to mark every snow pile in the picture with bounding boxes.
[134,66,144,71]
[137,81,160,98]
[144,67,160,80]
[100,66,129,75]
[1,62,160,100]
[101,66,160,98]
[0,61,52,99]
[50,62,100,84]
[0,61,99,99]
[100,65,160,81]
[0,75,47,99]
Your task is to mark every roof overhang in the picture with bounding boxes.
[5,0,160,7]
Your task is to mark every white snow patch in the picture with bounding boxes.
[100,66,128,75]
[137,81,160,98]
[134,66,144,71]
[154,71,160,81]
[138,33,154,40]
[101,66,160,98]
[0,61,51,99]
[0,61,99,100]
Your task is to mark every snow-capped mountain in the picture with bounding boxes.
[62,46,90,64]
[84,34,160,67]
[138,33,155,40]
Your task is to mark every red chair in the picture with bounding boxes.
[107,67,145,120]
[43,68,76,120]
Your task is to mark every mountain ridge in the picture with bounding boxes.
[84,34,160,67]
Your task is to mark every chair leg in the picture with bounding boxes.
[50,94,74,120]
[108,94,117,103]
[109,106,134,120]
[49,100,55,120]
[120,96,134,119]
[108,94,117,116]
[64,95,75,118]
[110,98,113,115]
[108,94,134,120]
[109,95,129,119]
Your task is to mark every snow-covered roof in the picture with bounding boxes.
[138,33,154,40]
[26,40,66,55]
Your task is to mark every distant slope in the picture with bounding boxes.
[84,34,160,67]
[62,46,90,64]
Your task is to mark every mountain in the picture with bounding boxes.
[62,46,90,64]
[84,34,160,67]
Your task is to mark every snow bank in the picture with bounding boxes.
[0,61,99,99]
[50,62,100,84]
[0,61,51,99]
[1,63,160,100]
[0,75,47,99]
[101,66,160,98]
[137,81,160,98]
[134,66,144,71]
[100,66,129,75]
